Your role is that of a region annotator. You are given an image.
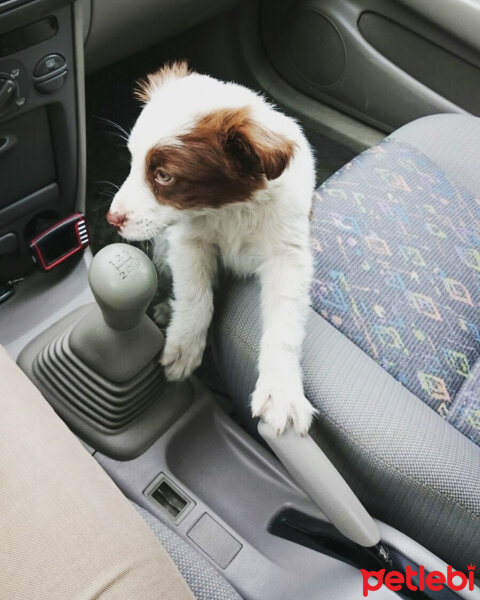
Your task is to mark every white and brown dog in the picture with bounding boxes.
[107,62,316,435]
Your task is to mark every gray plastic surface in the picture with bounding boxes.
[35,324,168,427]
[0,108,55,209]
[0,4,79,258]
[145,472,196,525]
[187,513,242,569]
[0,183,59,232]
[97,379,388,600]
[358,12,480,115]
[238,1,383,151]
[396,0,480,56]
[261,0,472,131]
[95,376,474,599]
[84,0,239,73]
[70,306,164,382]
[1,250,93,359]
[73,0,87,213]
[14,243,194,459]
[258,422,380,548]
[0,0,72,23]
[17,305,193,460]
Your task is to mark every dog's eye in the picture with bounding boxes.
[154,168,175,185]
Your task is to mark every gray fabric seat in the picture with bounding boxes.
[134,504,242,600]
[211,114,480,573]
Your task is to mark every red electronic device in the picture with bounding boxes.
[30,213,90,271]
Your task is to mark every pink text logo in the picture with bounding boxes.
[361,564,476,597]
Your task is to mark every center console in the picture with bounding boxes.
[15,242,472,600]
[0,0,84,273]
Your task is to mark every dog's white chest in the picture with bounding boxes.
[209,202,269,275]
[218,234,263,275]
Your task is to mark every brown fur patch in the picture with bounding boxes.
[135,61,190,103]
[145,106,296,210]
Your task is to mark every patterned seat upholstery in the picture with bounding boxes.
[311,137,480,446]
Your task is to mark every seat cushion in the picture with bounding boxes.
[312,114,480,446]
[0,346,195,600]
[211,114,480,573]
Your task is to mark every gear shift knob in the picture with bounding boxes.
[88,243,158,331]
[69,243,164,382]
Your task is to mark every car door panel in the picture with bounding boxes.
[262,0,480,131]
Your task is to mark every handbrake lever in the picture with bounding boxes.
[258,422,388,555]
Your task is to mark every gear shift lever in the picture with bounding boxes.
[18,243,193,460]
[70,244,164,381]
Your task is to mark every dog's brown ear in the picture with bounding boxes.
[135,61,190,103]
[219,107,297,180]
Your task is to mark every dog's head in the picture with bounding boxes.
[107,62,296,240]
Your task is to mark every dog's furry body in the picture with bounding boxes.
[108,63,316,434]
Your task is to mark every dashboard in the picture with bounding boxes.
[0,0,79,267]
[0,0,237,278]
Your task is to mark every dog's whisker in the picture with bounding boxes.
[91,191,115,200]
[90,199,115,210]
[95,181,120,191]
[95,116,130,138]
[95,191,116,201]
[110,131,129,144]
[92,203,113,213]
[95,188,116,196]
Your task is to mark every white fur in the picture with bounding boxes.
[109,71,316,435]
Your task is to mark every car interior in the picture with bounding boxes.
[1,0,480,598]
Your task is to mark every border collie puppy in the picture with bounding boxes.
[107,62,316,435]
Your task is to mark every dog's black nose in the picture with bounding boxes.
[106,211,127,229]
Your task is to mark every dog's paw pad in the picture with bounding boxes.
[251,380,315,436]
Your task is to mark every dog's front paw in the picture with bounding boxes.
[161,336,205,381]
[251,375,315,436]
[151,300,172,328]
